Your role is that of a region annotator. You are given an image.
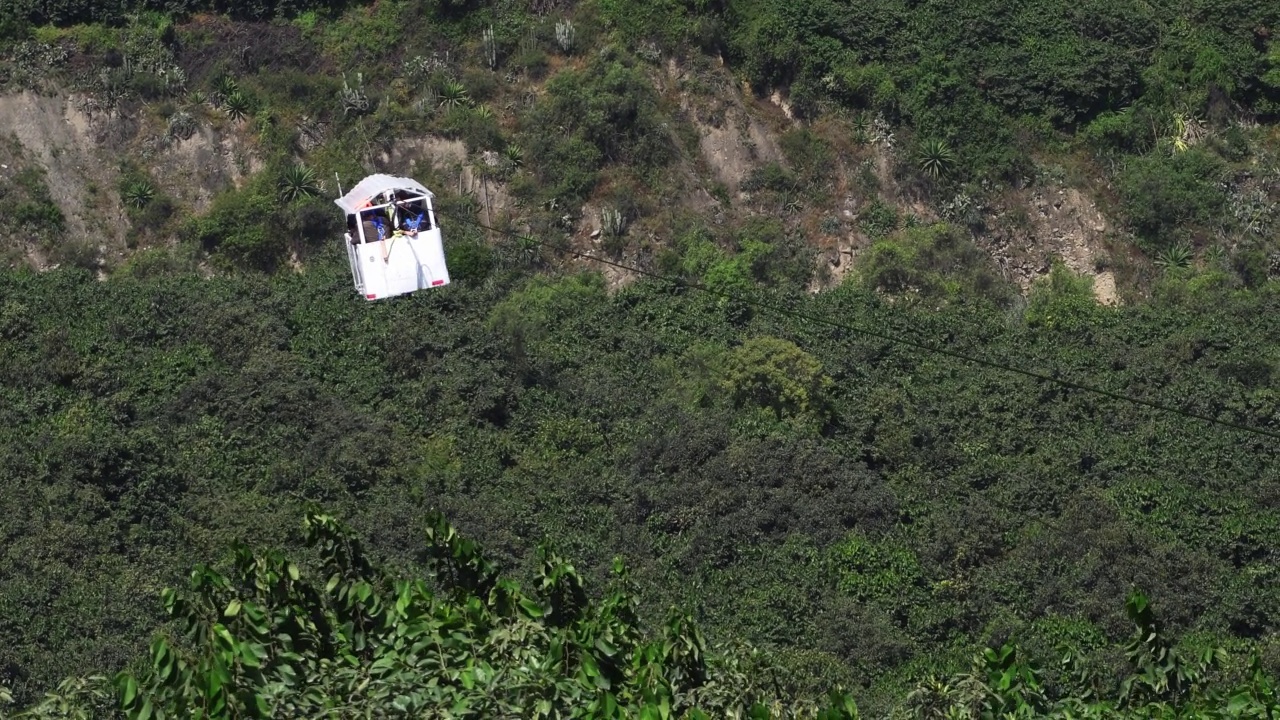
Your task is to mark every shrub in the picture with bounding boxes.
[510,45,549,78]
[1117,148,1225,248]
[6,167,64,234]
[859,199,899,240]
[720,336,834,430]
[441,105,504,154]
[0,9,31,41]
[736,216,812,287]
[12,197,66,233]
[1232,248,1271,288]
[525,135,602,206]
[779,128,833,181]
[703,255,754,296]
[1080,107,1156,154]
[186,186,280,271]
[1025,262,1103,331]
[281,198,340,248]
[129,195,177,239]
[830,533,924,602]
[741,162,797,195]
[445,239,495,282]
[460,68,498,103]
[488,273,608,349]
[857,223,1014,304]
[524,53,672,204]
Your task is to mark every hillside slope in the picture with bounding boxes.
[4,4,1276,295]
[1,0,1279,714]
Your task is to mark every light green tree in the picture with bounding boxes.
[721,336,834,429]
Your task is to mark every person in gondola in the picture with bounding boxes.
[391,195,427,237]
[360,210,386,244]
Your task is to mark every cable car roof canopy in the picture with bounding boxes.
[333,174,434,214]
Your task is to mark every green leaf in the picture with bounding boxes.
[520,597,545,618]
[121,674,138,707]
[1227,692,1254,715]
[225,599,242,617]
[213,623,235,649]
[239,641,263,668]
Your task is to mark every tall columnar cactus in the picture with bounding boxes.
[483,25,498,69]
[555,19,575,55]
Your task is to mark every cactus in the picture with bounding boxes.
[482,25,498,69]
[601,206,626,238]
[166,110,196,140]
[555,19,575,55]
[340,72,371,117]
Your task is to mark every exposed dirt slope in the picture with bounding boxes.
[0,91,123,269]
[1,57,1131,305]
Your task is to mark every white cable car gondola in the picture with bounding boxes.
[334,174,451,301]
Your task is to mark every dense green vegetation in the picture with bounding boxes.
[716,0,1280,175]
[10,512,1280,718]
[1,0,1279,715]
[9,510,868,718]
[1,239,1277,713]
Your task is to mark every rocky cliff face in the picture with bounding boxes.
[0,36,1202,305]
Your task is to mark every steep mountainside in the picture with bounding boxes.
[1,1,1279,716]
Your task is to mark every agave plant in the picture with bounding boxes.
[851,113,871,144]
[502,144,524,170]
[473,104,494,121]
[223,91,253,122]
[438,80,469,109]
[1154,242,1194,270]
[123,179,155,209]
[213,75,239,100]
[279,164,321,202]
[918,138,956,179]
[1203,243,1228,269]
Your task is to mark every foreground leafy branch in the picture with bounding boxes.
[3,511,859,719]
[907,591,1280,719]
[7,509,1280,719]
